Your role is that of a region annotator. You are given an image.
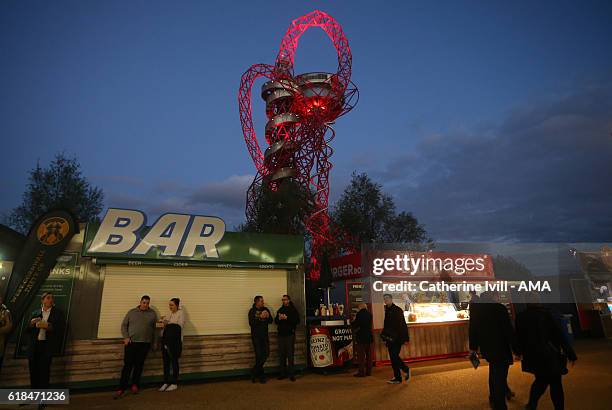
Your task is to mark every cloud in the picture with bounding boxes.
[103,174,255,229]
[366,83,612,242]
[187,174,253,209]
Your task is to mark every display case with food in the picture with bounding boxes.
[404,302,470,323]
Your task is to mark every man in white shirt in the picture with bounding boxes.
[27,292,65,389]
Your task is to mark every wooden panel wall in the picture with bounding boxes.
[373,322,469,362]
[0,331,306,388]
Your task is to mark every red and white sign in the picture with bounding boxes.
[329,253,363,281]
[309,327,333,367]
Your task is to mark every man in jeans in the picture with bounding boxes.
[248,295,273,383]
[382,294,410,384]
[274,294,300,381]
[114,295,157,399]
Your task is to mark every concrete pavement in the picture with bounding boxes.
[7,338,612,409]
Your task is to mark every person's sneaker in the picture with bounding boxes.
[113,390,125,400]
[159,384,169,392]
[387,378,402,384]
[290,376,296,382]
[165,384,177,392]
[130,384,139,394]
[404,368,411,382]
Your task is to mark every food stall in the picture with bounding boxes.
[306,271,354,370]
[571,247,612,337]
[329,250,500,365]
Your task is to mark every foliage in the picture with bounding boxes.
[8,153,104,234]
[331,172,431,248]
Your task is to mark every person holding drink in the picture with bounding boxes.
[158,298,184,392]
[248,295,273,383]
[26,292,65,390]
[274,294,299,381]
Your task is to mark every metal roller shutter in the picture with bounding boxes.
[97,265,287,338]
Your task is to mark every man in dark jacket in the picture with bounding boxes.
[249,295,273,383]
[274,294,300,381]
[516,292,577,410]
[352,303,373,377]
[382,294,410,384]
[469,291,517,410]
[26,292,65,389]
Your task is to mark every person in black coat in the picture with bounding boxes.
[352,303,373,377]
[159,298,184,392]
[382,294,410,384]
[248,295,273,383]
[26,292,65,389]
[274,294,300,381]
[469,291,517,410]
[515,293,577,410]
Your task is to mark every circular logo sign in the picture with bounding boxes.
[37,217,70,246]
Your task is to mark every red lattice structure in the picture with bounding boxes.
[238,10,358,280]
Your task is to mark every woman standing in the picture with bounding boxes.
[516,293,577,410]
[159,298,184,392]
[0,296,13,373]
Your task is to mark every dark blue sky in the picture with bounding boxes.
[1,0,611,241]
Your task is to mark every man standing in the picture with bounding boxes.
[352,303,373,377]
[27,292,65,390]
[382,294,410,384]
[0,296,12,373]
[115,295,157,399]
[469,291,517,410]
[274,294,300,381]
[249,295,273,383]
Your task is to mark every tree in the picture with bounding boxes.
[8,153,104,234]
[331,172,431,248]
[239,179,313,236]
[382,211,429,244]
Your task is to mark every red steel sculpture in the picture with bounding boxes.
[238,10,358,280]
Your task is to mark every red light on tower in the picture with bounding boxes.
[238,10,358,280]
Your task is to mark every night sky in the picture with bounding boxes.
[1,0,611,241]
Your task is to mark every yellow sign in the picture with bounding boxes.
[36,217,70,246]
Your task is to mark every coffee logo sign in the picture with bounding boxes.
[88,208,226,258]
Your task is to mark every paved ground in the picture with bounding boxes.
[8,339,612,409]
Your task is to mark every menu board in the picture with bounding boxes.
[347,282,365,318]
